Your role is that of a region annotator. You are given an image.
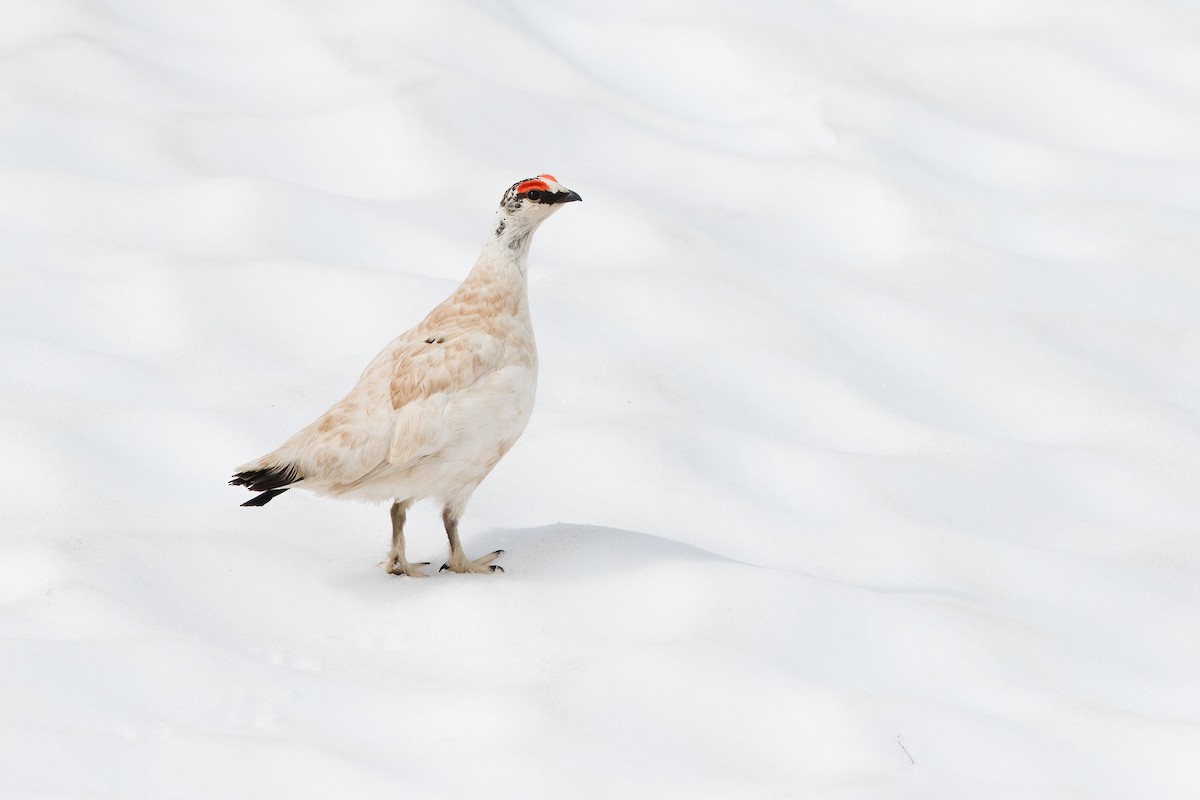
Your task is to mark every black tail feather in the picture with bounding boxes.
[241,487,290,507]
[230,463,301,507]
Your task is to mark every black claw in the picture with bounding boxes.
[417,562,431,567]
[439,563,449,572]
[489,565,504,573]
[492,550,504,556]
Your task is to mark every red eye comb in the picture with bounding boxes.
[516,179,550,194]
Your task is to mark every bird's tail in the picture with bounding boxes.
[229,462,303,507]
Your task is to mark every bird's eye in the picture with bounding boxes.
[526,189,541,201]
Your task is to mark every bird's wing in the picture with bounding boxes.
[277,322,508,492]
[384,327,507,471]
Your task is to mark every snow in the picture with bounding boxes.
[3,0,1200,797]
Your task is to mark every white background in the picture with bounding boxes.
[2,0,1199,797]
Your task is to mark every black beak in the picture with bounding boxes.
[552,189,582,204]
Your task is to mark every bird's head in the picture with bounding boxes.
[492,174,581,246]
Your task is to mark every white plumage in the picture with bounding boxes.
[231,175,581,576]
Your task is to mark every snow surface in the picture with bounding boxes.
[3,0,1200,797]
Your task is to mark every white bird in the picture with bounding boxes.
[231,175,581,576]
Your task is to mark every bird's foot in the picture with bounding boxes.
[383,556,430,578]
[439,549,504,574]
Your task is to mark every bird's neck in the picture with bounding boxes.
[491,207,542,255]
[468,210,539,286]
[459,214,536,312]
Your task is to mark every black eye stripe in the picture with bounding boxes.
[500,179,580,207]
[516,190,572,204]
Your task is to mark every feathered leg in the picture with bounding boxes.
[384,500,429,577]
[439,507,503,574]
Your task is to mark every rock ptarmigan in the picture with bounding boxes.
[231,175,581,576]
